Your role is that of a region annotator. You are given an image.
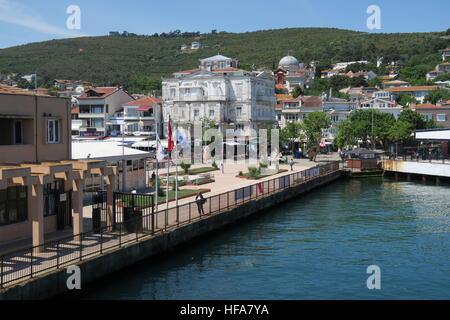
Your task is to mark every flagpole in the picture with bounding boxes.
[165,117,171,227]
[155,133,159,227]
[175,122,179,224]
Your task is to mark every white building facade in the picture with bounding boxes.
[162,55,276,138]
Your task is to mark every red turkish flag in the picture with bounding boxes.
[167,118,174,153]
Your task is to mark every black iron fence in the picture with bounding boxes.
[0,161,340,289]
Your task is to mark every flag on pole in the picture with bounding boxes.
[167,117,175,153]
[156,136,167,162]
[176,128,189,148]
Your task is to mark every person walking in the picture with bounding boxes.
[289,158,294,171]
[196,192,206,216]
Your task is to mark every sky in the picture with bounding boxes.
[0,0,449,48]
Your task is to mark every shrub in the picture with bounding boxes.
[238,171,243,176]
[180,161,192,175]
[248,166,260,179]
[212,160,218,169]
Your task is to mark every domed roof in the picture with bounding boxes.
[279,55,299,67]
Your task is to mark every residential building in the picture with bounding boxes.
[332,61,368,71]
[109,96,163,137]
[442,48,450,62]
[385,86,443,103]
[276,96,323,128]
[412,102,450,127]
[426,63,450,81]
[323,98,357,139]
[360,97,403,119]
[191,41,201,50]
[373,90,395,101]
[77,87,134,137]
[162,55,276,138]
[320,69,340,79]
[0,88,117,247]
[383,80,410,89]
[345,70,377,80]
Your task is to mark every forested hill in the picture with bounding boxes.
[0,27,448,90]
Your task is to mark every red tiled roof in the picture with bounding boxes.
[415,103,439,109]
[126,96,161,106]
[302,96,323,107]
[78,87,119,99]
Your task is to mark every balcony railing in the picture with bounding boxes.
[173,95,227,102]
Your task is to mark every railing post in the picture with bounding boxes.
[119,222,122,248]
[57,240,60,269]
[100,226,104,254]
[1,256,4,289]
[136,215,139,241]
[30,248,34,279]
[79,234,83,262]
[189,202,192,222]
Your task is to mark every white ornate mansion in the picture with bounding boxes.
[162,55,276,137]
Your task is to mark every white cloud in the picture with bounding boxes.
[0,0,86,38]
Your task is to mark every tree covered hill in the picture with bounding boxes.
[0,28,448,91]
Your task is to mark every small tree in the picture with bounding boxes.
[280,122,304,152]
[302,112,331,149]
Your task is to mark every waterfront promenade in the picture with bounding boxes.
[0,158,340,297]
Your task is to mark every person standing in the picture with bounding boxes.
[196,192,206,216]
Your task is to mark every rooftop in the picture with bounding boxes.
[78,87,120,100]
[0,84,50,97]
[386,86,440,93]
[126,96,161,106]
[72,141,149,161]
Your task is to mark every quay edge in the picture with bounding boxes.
[0,170,342,300]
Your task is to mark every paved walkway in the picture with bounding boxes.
[1,157,340,289]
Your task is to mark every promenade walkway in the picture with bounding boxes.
[1,158,340,289]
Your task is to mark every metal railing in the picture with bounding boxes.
[0,161,340,289]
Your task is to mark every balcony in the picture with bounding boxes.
[173,95,227,102]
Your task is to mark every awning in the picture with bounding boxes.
[137,106,152,112]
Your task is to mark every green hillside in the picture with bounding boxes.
[0,28,448,90]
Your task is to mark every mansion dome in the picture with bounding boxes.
[279,55,300,68]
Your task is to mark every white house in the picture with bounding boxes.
[360,97,403,119]
[77,87,134,137]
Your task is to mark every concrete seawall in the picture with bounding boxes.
[0,170,341,300]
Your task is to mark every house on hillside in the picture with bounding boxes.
[385,86,442,104]
[77,87,134,137]
[109,96,163,137]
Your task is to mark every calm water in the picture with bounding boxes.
[72,178,450,300]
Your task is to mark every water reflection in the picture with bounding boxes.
[68,178,450,300]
